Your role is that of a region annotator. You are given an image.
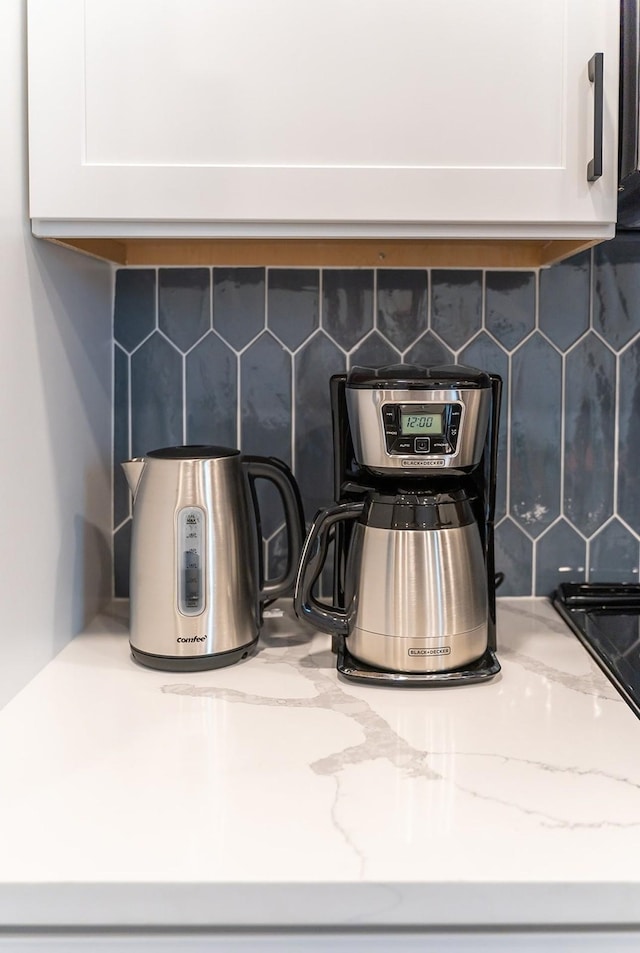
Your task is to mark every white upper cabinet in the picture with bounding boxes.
[28,0,619,240]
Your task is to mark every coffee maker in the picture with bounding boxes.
[294,364,502,685]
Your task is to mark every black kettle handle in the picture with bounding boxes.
[294,501,364,636]
[243,456,305,601]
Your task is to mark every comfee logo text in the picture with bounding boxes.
[177,636,206,643]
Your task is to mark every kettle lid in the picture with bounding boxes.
[146,445,240,460]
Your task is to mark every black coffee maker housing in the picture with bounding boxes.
[294,363,502,686]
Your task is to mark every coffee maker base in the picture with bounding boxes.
[336,638,501,686]
[130,638,258,672]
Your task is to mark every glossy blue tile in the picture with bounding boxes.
[619,337,640,534]
[131,332,183,457]
[240,331,292,539]
[114,269,155,353]
[589,519,640,583]
[564,333,615,536]
[265,523,287,586]
[185,331,237,447]
[323,270,374,351]
[113,345,130,529]
[459,332,509,523]
[213,268,265,350]
[112,257,640,599]
[113,519,131,599]
[494,518,533,596]
[594,235,640,349]
[535,520,586,595]
[431,270,482,350]
[159,268,210,353]
[404,332,454,367]
[294,331,346,522]
[510,334,562,538]
[252,481,287,546]
[264,525,314,579]
[539,250,590,351]
[240,331,291,464]
[486,272,535,351]
[318,546,336,602]
[268,269,319,351]
[349,332,400,368]
[377,269,428,352]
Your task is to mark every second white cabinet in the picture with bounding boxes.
[28,0,619,243]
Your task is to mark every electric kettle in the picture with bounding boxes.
[122,445,305,671]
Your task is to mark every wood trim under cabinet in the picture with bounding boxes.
[43,237,600,269]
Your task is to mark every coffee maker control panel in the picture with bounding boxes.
[382,403,462,455]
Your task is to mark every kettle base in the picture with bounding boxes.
[130,638,258,672]
[336,638,500,686]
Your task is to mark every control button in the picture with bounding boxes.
[431,440,451,453]
[415,438,431,452]
[385,432,399,453]
[394,438,414,453]
[383,408,397,425]
[385,428,399,438]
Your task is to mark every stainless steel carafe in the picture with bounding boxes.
[295,487,488,673]
[122,445,304,671]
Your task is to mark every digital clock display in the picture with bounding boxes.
[400,412,443,435]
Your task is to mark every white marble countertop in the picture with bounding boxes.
[0,597,639,931]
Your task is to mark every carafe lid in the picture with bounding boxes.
[146,445,240,459]
[369,486,472,505]
[346,363,491,390]
[366,486,477,531]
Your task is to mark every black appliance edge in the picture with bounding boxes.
[336,639,500,687]
[552,583,640,720]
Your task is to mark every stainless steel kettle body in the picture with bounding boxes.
[123,446,304,671]
[294,489,488,673]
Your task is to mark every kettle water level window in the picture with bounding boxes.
[178,506,205,616]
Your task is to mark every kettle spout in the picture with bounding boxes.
[121,458,146,501]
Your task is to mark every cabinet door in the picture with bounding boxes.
[28,0,619,237]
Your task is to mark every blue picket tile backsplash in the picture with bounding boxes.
[113,234,640,598]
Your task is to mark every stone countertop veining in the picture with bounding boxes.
[0,597,639,930]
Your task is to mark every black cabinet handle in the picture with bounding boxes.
[587,52,604,182]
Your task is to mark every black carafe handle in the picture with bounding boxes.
[243,456,305,601]
[294,501,364,635]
